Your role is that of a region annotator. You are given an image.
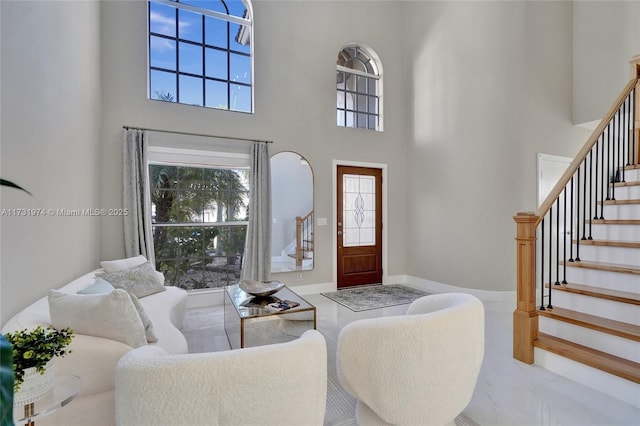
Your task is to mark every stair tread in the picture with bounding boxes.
[590,219,640,225]
[560,259,640,275]
[575,239,640,248]
[545,282,640,305]
[535,333,640,384]
[538,306,640,341]
[287,254,311,259]
[601,198,640,205]
[613,180,640,187]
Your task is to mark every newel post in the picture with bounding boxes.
[513,211,539,364]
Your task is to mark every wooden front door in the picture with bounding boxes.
[337,165,382,288]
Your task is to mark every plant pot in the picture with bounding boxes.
[13,360,55,407]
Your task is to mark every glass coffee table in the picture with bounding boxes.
[224,284,316,349]
[13,374,81,426]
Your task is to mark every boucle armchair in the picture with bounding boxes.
[115,329,327,426]
[337,293,484,426]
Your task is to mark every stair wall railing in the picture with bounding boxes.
[513,66,639,364]
[295,210,314,267]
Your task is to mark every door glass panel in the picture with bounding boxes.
[343,174,376,247]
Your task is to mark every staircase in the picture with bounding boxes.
[513,59,640,408]
[535,164,640,406]
[288,210,314,268]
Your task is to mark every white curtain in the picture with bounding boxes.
[122,128,155,264]
[241,142,272,282]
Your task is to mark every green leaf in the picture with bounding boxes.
[1,335,14,426]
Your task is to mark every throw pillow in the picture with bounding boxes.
[98,262,166,299]
[100,255,147,273]
[77,277,114,294]
[76,278,158,343]
[128,293,158,343]
[48,289,147,348]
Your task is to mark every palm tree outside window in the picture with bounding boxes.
[149,164,249,290]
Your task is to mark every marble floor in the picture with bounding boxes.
[182,290,640,426]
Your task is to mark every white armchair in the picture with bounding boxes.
[115,330,327,426]
[337,293,485,426]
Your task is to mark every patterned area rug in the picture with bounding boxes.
[321,284,431,312]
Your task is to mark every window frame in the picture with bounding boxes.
[336,44,383,132]
[148,0,254,113]
[148,146,251,291]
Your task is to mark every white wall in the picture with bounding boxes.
[99,0,409,289]
[573,1,640,125]
[0,0,102,325]
[405,0,591,292]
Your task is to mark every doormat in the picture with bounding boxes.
[321,284,431,312]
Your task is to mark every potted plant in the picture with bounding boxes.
[3,326,73,405]
[1,335,13,426]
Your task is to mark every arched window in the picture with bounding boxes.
[148,0,253,113]
[336,45,382,131]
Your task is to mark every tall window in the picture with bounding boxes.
[148,0,253,112]
[149,164,249,290]
[336,45,382,131]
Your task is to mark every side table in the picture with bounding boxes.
[13,375,81,426]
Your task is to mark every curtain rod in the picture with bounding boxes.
[122,125,273,144]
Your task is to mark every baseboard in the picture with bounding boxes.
[186,289,224,308]
[400,275,517,306]
[185,275,517,309]
[289,282,335,296]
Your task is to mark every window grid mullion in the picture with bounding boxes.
[148,1,252,112]
[150,31,250,57]
[201,14,206,106]
[336,47,380,130]
[226,20,231,109]
[174,6,180,103]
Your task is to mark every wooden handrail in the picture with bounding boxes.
[535,77,638,226]
[514,61,639,365]
[298,210,313,223]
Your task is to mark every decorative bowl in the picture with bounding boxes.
[239,280,285,297]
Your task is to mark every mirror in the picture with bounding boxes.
[271,151,314,273]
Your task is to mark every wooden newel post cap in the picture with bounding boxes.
[514,211,538,223]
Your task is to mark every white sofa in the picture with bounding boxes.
[2,267,188,426]
[115,329,328,426]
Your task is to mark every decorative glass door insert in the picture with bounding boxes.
[342,174,376,247]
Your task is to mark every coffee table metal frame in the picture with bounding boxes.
[224,284,317,349]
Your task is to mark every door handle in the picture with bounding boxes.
[337,231,343,235]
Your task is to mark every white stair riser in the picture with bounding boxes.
[601,204,640,220]
[539,316,640,362]
[534,348,640,408]
[590,224,640,241]
[576,245,640,265]
[548,290,640,325]
[610,185,640,199]
[619,168,640,181]
[564,267,640,293]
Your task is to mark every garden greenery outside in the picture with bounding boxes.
[150,164,249,290]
